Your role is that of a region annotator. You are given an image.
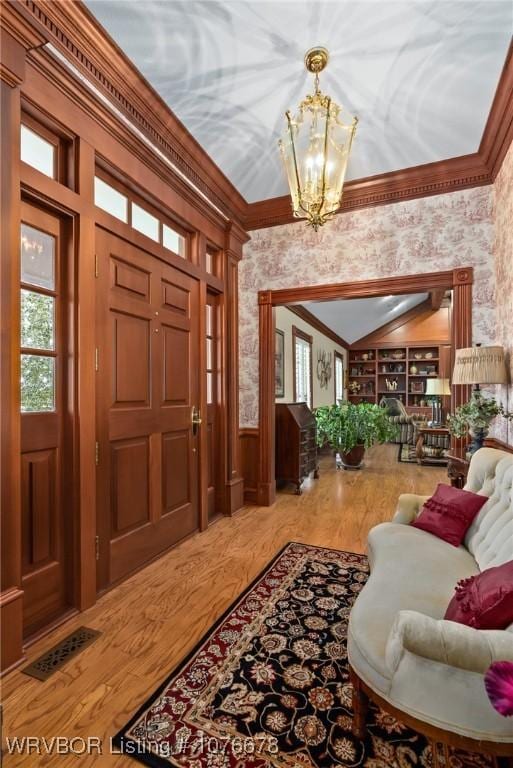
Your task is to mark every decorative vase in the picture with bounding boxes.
[410,365,418,375]
[468,427,488,455]
[341,444,365,470]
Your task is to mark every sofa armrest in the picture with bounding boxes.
[393,494,429,524]
[386,610,513,676]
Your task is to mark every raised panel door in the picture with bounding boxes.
[95,229,200,588]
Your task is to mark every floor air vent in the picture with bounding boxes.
[22,626,101,681]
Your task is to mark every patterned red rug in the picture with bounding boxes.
[114,542,491,767]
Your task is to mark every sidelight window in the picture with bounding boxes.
[206,302,215,404]
[20,223,57,412]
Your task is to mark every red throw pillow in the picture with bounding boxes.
[445,561,513,629]
[411,483,487,547]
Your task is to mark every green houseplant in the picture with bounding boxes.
[448,391,512,454]
[315,401,398,469]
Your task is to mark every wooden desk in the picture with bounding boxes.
[415,426,450,466]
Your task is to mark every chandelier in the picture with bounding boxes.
[279,47,358,231]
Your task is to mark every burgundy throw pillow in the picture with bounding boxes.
[445,561,513,629]
[411,483,487,547]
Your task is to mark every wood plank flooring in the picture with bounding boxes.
[1,444,446,766]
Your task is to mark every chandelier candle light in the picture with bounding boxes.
[279,47,358,230]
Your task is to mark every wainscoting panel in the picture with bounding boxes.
[240,428,259,504]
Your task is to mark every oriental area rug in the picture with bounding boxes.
[114,542,491,768]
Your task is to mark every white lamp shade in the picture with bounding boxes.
[452,346,508,385]
[425,378,451,396]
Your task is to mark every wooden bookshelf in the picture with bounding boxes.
[348,344,451,411]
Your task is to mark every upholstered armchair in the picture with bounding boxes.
[379,397,416,444]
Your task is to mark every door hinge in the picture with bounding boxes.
[94,254,99,278]
[95,535,100,561]
[95,348,99,372]
[95,441,99,466]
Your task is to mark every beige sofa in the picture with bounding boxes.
[348,447,513,750]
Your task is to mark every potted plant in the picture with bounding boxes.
[315,401,398,470]
[447,391,512,454]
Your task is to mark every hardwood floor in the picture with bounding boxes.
[1,444,445,766]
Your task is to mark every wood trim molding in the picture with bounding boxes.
[268,270,457,307]
[287,305,350,349]
[244,40,513,231]
[483,437,513,454]
[244,154,491,230]
[480,39,513,181]
[256,269,473,505]
[9,0,247,227]
[351,298,433,347]
[430,289,445,310]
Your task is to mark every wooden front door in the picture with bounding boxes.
[95,229,200,588]
[20,202,74,636]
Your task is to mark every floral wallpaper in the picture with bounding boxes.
[493,142,513,445]
[240,185,499,430]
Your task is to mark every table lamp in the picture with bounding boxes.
[452,345,508,390]
[425,378,451,426]
[452,345,508,452]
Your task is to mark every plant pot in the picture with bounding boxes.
[341,444,365,470]
[468,427,488,455]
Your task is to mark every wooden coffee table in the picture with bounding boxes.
[415,426,450,466]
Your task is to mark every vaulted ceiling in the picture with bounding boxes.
[85,1,512,204]
[301,293,429,344]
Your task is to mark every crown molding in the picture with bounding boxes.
[479,39,513,181]
[244,153,492,230]
[244,39,513,231]
[12,0,247,227]
[4,2,512,233]
[286,305,350,349]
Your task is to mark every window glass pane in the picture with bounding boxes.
[295,338,311,407]
[206,338,213,370]
[163,224,185,256]
[21,290,54,350]
[336,357,344,401]
[206,304,213,337]
[94,177,128,222]
[21,125,55,178]
[207,372,213,405]
[21,354,55,412]
[132,203,159,242]
[21,224,55,290]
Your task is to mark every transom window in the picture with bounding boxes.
[94,175,187,258]
[20,223,57,412]
[20,124,56,179]
[293,326,313,409]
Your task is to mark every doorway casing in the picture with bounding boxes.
[257,268,473,506]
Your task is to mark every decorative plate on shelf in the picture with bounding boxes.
[425,352,433,359]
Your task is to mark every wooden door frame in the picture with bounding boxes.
[257,268,473,506]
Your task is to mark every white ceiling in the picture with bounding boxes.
[85,1,512,203]
[301,293,429,344]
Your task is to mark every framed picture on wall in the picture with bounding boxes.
[275,329,285,397]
